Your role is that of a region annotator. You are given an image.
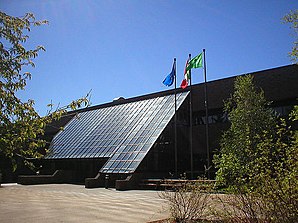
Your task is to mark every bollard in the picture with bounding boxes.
[105,174,109,189]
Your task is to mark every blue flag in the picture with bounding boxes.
[163,61,176,87]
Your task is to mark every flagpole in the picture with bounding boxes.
[189,53,194,180]
[203,49,210,179]
[174,58,178,178]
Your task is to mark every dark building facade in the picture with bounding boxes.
[17,64,298,189]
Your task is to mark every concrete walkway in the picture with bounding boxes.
[0,184,169,223]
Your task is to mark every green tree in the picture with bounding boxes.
[213,75,276,189]
[283,9,298,63]
[213,75,298,221]
[0,12,89,171]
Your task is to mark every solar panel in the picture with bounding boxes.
[46,91,189,173]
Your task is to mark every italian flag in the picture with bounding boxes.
[180,58,190,89]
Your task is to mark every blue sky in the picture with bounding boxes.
[1,0,297,115]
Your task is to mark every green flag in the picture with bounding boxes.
[186,52,202,71]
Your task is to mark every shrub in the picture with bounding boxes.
[159,180,213,223]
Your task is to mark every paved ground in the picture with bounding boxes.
[0,183,169,223]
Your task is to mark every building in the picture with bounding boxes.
[18,64,298,189]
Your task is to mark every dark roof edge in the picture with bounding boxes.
[68,64,297,114]
[202,64,297,85]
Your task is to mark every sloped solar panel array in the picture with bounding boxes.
[46,91,189,173]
